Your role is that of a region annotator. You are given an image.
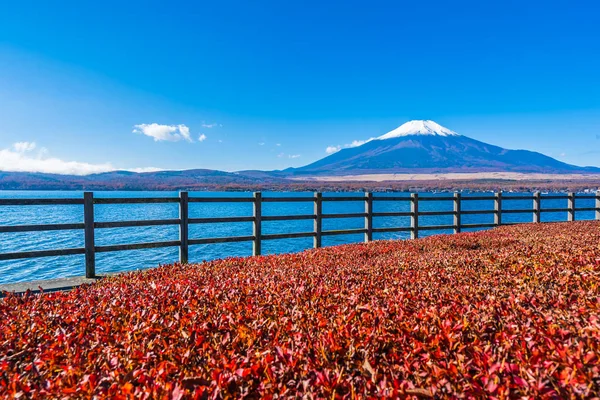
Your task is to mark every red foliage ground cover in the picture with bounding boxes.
[1,222,600,399]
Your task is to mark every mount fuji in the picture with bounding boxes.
[2,120,599,190]
[287,120,600,176]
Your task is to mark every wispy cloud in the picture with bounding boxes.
[326,145,341,154]
[128,167,164,173]
[258,142,265,146]
[133,123,192,142]
[325,137,373,154]
[288,154,301,159]
[0,142,160,176]
[13,142,37,152]
[349,139,370,147]
[198,134,207,142]
[277,152,285,158]
[201,122,222,128]
[276,143,281,147]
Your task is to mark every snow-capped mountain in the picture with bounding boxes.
[290,120,600,175]
[377,120,459,139]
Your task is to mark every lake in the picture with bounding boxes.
[0,191,596,284]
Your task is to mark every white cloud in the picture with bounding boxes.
[258,142,265,146]
[13,142,37,152]
[129,167,164,173]
[133,123,192,142]
[288,154,301,159]
[199,134,207,142]
[325,137,373,154]
[276,143,281,147]
[349,139,370,147]
[201,122,221,128]
[0,142,161,176]
[178,125,191,140]
[326,145,341,154]
[37,147,49,157]
[277,152,285,158]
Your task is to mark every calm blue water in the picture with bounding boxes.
[0,191,596,284]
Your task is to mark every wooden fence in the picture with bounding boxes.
[0,191,599,279]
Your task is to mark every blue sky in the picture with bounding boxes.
[1,0,599,174]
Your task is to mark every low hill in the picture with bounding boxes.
[0,169,284,191]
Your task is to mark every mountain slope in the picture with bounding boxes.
[290,120,600,176]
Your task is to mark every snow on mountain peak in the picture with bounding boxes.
[377,120,459,140]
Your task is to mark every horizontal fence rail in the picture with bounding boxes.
[0,191,599,279]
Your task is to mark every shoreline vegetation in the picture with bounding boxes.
[2,169,600,192]
[1,179,600,193]
[1,221,599,397]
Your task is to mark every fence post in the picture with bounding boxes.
[253,192,262,256]
[533,191,541,223]
[411,193,419,239]
[313,192,322,248]
[597,190,600,221]
[179,191,189,264]
[83,192,95,278]
[453,192,461,234]
[364,192,373,242]
[567,192,575,221]
[494,191,502,226]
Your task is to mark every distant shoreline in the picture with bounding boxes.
[1,178,599,192]
[297,172,600,182]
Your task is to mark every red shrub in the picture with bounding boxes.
[1,222,599,398]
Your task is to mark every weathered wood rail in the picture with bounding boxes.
[0,191,599,279]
